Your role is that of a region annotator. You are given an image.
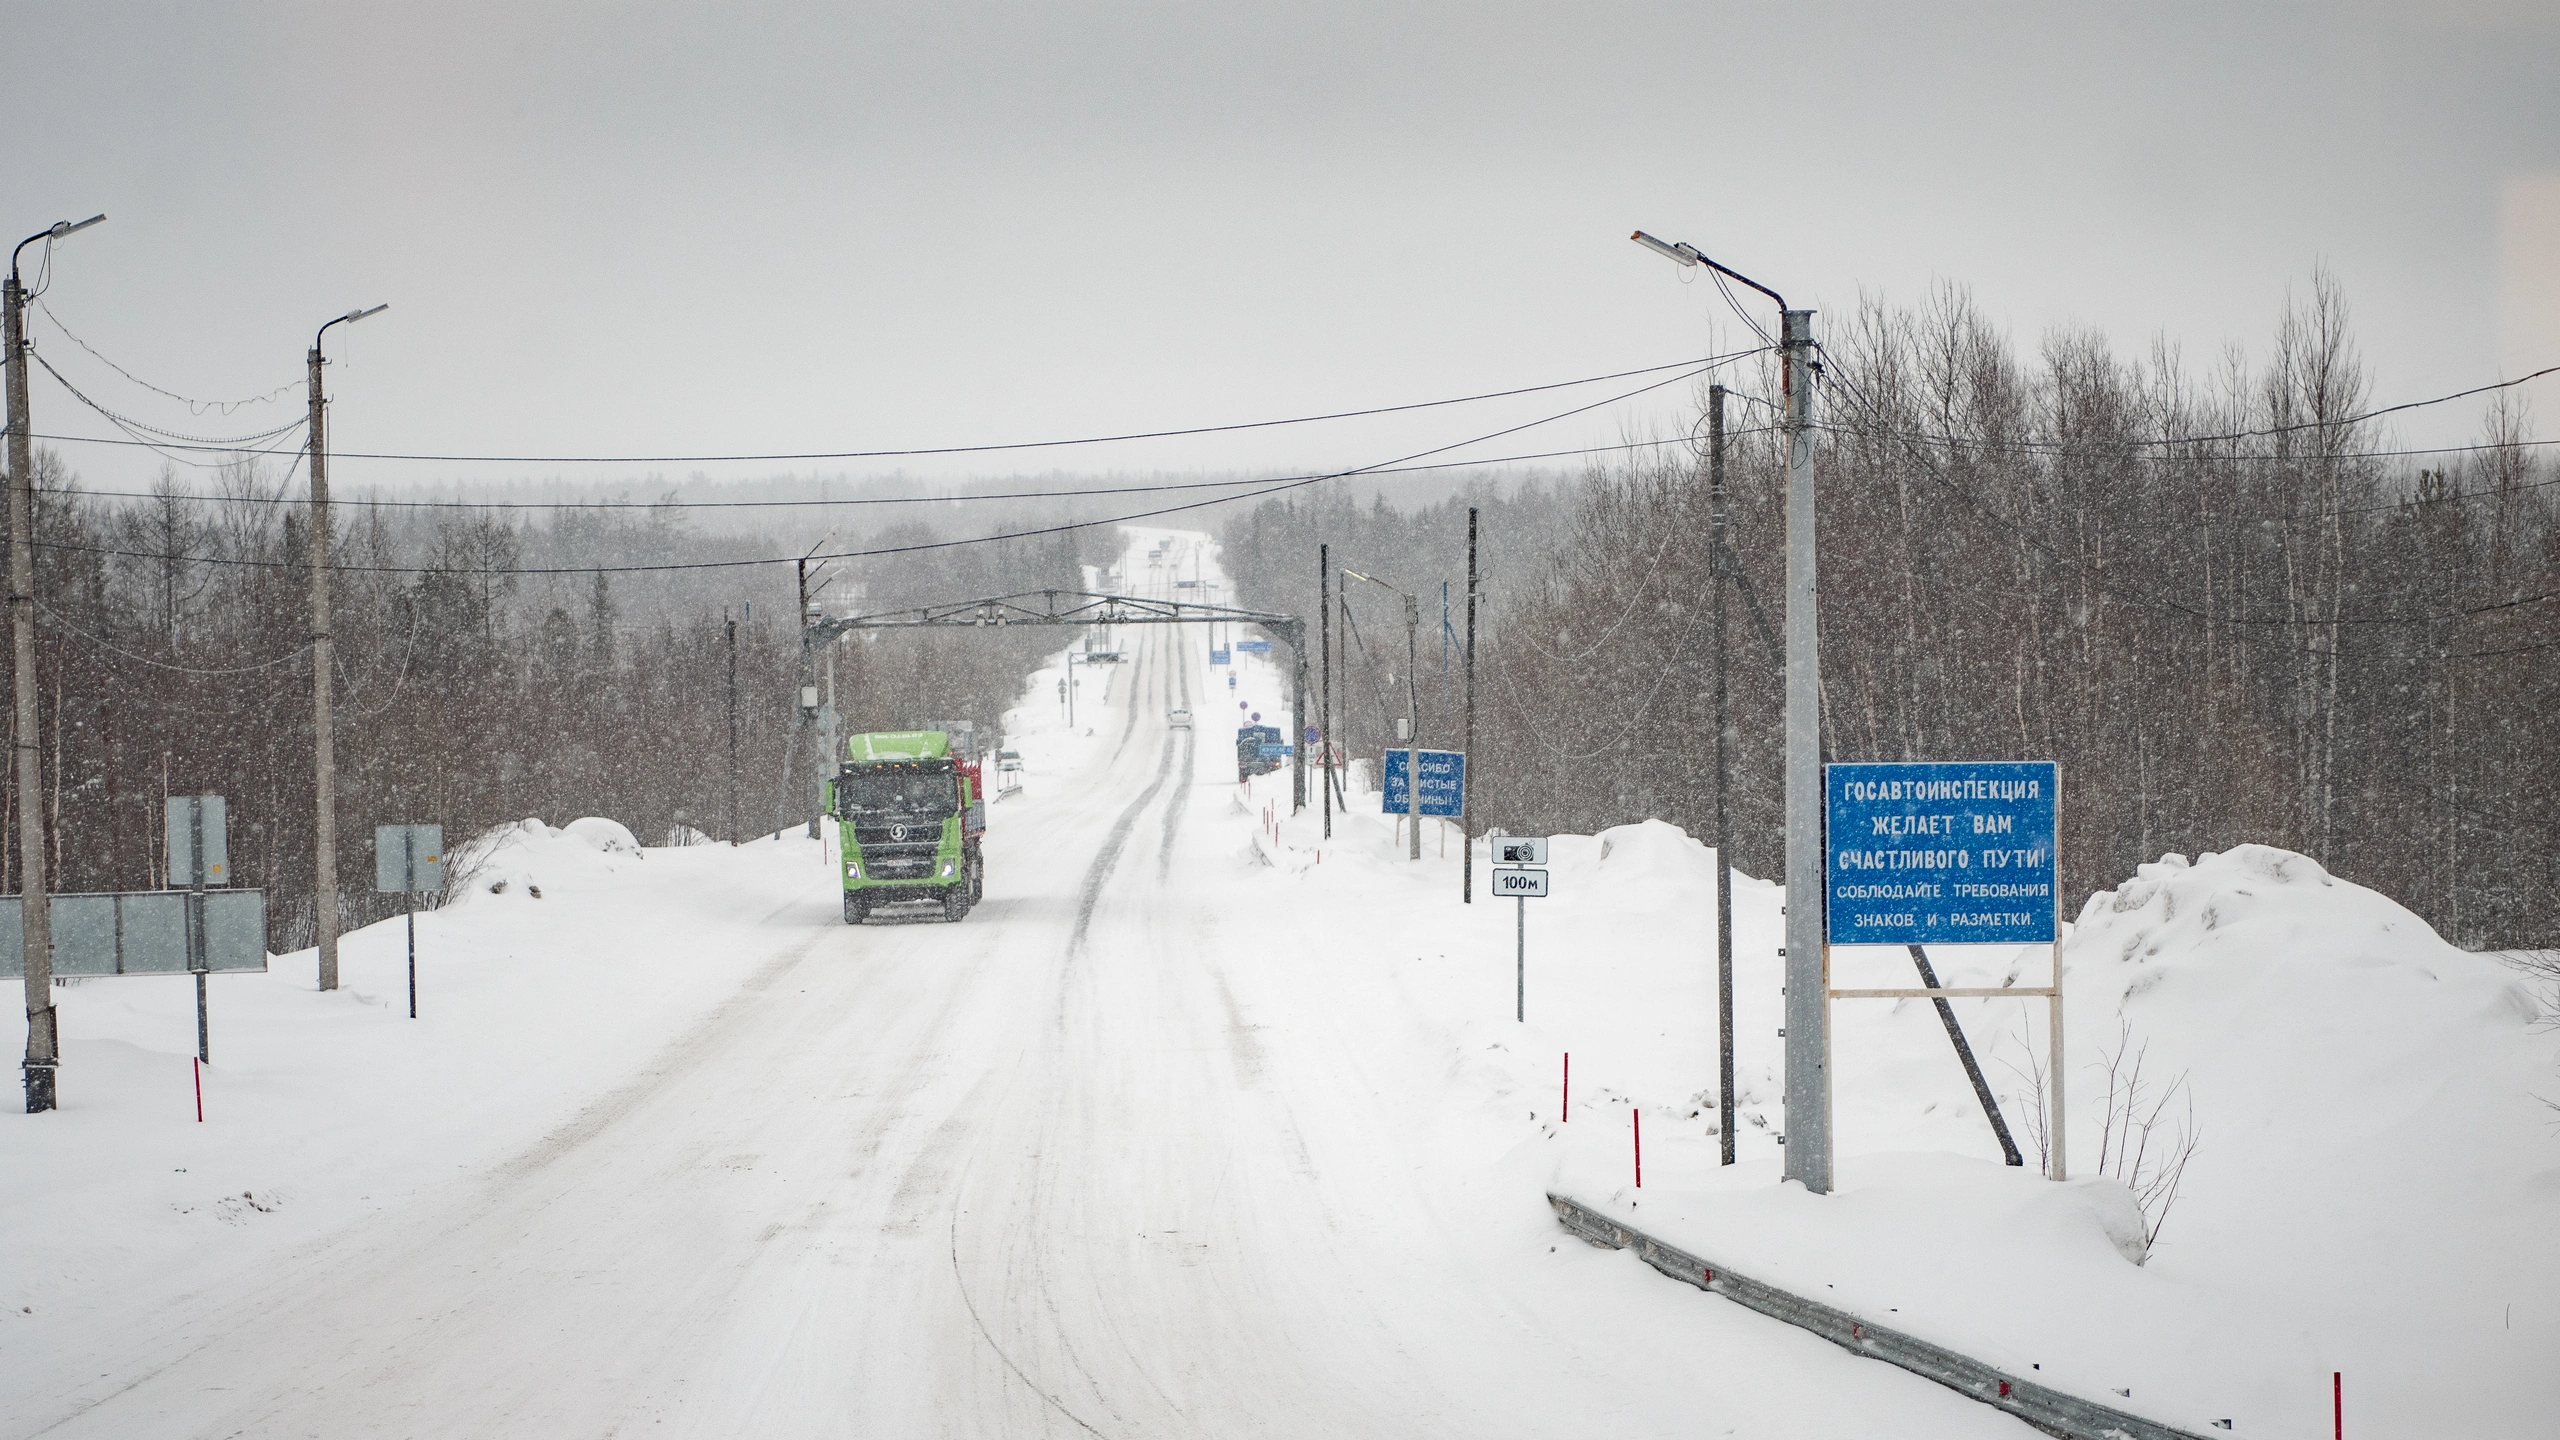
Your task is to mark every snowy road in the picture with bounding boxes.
[9,569,2029,1436]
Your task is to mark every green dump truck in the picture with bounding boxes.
[827,730,986,924]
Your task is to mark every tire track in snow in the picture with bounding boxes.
[1155,621,1195,881]
[945,628,1194,1437]
[947,1148,1113,1438]
[14,890,833,1440]
[1104,626,1150,769]
[1069,632,1179,964]
[487,921,829,1187]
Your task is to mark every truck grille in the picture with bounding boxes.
[864,847,939,879]
[854,822,943,847]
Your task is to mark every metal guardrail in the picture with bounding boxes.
[1548,1192,2224,1440]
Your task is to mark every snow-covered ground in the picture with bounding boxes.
[4,528,2551,1438]
[1265,796,2560,1438]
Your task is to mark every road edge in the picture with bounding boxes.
[1545,1191,2223,1440]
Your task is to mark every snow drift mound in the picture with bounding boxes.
[2069,844,2542,1168]
[563,816,644,858]
[1586,819,1714,914]
[1542,840,2557,1436]
[2049,843,2557,1432]
[447,818,648,904]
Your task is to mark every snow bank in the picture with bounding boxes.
[564,815,645,858]
[0,822,839,1376]
[1238,777,2559,1440]
[1548,844,2560,1438]
[447,816,647,903]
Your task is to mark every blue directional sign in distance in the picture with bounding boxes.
[1380,749,1465,817]
[1826,761,2058,946]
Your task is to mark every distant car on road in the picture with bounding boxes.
[1168,708,1192,729]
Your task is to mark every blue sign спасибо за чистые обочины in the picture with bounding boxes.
[1380,749,1465,818]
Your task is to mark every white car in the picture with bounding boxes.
[1168,708,1192,729]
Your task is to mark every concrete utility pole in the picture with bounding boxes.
[307,303,385,995]
[1342,569,1423,859]
[8,214,101,1111]
[1630,230,1824,1190]
[1290,627,1309,814]
[795,545,834,839]
[1319,544,1331,841]
[1710,383,1736,1166]
[725,613,739,843]
[1463,507,1478,902]
[1777,308,1827,1192]
[1403,592,1420,861]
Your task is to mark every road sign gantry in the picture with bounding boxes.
[804,589,1312,814]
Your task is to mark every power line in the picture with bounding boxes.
[1805,351,2558,453]
[33,599,312,676]
[1807,417,2560,520]
[42,423,1785,513]
[29,350,308,448]
[33,299,303,414]
[31,355,1745,579]
[1814,421,2560,467]
[2452,637,2560,659]
[28,350,1765,466]
[1813,354,2560,629]
[1708,268,1777,350]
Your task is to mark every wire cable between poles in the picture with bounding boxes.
[32,354,1759,579]
[24,350,1766,466]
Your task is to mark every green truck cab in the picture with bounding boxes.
[825,730,987,924]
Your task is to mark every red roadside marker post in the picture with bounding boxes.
[192,1055,202,1122]
[1561,1052,1569,1122]
[1633,1108,1643,1188]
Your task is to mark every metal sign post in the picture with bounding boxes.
[190,802,207,1063]
[164,795,230,1064]
[1824,761,2064,1179]
[405,830,417,1018]
[1491,841,1551,1022]
[375,825,444,1019]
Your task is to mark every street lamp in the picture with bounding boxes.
[1629,230,1788,314]
[307,302,387,994]
[8,213,104,1111]
[1343,569,1422,861]
[1632,227,1826,1192]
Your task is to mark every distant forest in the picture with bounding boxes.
[1224,274,2558,948]
[9,270,2550,953]
[0,460,1107,948]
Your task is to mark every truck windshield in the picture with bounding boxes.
[839,773,959,818]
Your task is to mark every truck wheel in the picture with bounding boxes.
[844,892,869,925]
[942,886,969,923]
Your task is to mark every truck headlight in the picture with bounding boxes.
[846,861,861,878]
[940,861,955,877]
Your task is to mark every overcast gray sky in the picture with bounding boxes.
[7,2,2556,498]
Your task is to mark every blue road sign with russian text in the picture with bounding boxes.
[1381,749,1465,817]
[1825,761,2057,946]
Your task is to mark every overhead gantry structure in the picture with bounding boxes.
[800,590,1311,814]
